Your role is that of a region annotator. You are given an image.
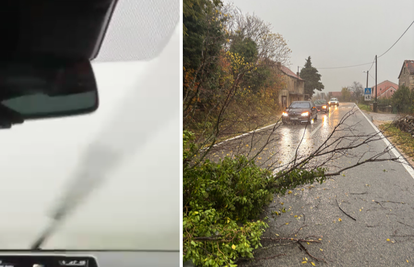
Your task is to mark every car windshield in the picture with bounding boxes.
[315,100,327,104]
[0,2,179,251]
[330,98,338,101]
[289,102,311,109]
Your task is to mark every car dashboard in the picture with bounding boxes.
[0,251,179,267]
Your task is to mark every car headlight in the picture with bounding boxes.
[328,101,331,104]
[322,105,327,108]
[301,111,309,116]
[282,112,288,117]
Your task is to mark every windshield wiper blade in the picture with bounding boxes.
[31,220,61,250]
[31,191,77,250]
[31,144,119,250]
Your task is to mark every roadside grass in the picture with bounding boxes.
[380,122,414,161]
[358,103,371,112]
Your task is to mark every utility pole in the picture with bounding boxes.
[373,55,378,112]
[365,70,369,88]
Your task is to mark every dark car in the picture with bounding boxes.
[282,101,318,124]
[314,99,329,113]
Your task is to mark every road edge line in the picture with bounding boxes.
[355,104,414,179]
[211,120,282,148]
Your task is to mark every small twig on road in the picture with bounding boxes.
[292,224,308,236]
[261,237,320,243]
[350,192,367,195]
[374,201,386,209]
[379,200,406,204]
[335,198,356,221]
[277,221,292,228]
[397,221,414,228]
[298,242,327,264]
[257,243,293,250]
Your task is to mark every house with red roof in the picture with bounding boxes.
[398,60,414,90]
[276,62,306,109]
[371,80,398,99]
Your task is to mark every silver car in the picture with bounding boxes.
[328,98,339,106]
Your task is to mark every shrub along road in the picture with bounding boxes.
[209,103,414,266]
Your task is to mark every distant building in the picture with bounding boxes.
[398,60,414,90]
[329,92,342,99]
[276,62,306,109]
[371,80,398,99]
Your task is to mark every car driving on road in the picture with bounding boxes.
[315,99,329,113]
[282,101,318,124]
[328,98,339,106]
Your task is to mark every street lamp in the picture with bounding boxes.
[363,71,369,89]
[363,71,370,109]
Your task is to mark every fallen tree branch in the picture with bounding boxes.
[336,198,356,221]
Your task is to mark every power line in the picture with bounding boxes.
[367,57,375,72]
[317,61,373,70]
[315,20,414,70]
[378,20,414,58]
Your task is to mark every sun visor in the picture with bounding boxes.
[93,0,179,62]
[0,0,117,61]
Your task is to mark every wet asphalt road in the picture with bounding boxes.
[210,103,414,266]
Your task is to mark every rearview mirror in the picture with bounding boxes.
[0,57,98,129]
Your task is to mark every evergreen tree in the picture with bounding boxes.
[299,56,324,96]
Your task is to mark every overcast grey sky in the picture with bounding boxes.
[228,0,414,93]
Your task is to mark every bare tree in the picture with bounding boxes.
[222,4,291,66]
[350,81,364,102]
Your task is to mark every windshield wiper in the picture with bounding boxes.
[31,144,119,250]
[31,187,77,250]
